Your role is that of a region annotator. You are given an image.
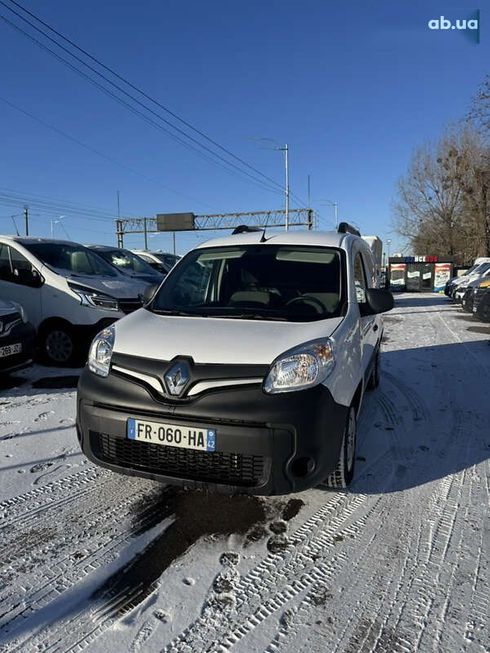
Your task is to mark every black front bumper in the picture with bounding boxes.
[0,322,36,374]
[76,364,348,496]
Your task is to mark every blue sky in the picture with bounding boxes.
[0,0,487,255]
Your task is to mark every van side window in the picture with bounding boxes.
[10,248,32,278]
[0,244,12,281]
[353,254,367,303]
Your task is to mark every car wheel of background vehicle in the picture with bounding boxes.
[324,405,357,489]
[476,299,490,322]
[38,323,76,366]
[367,351,380,390]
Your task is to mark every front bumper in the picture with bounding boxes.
[0,322,36,373]
[76,365,348,496]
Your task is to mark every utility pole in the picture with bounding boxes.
[116,190,121,248]
[116,219,124,248]
[307,174,311,210]
[24,206,29,236]
[144,217,148,250]
[284,144,289,231]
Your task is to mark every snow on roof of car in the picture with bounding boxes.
[195,229,350,250]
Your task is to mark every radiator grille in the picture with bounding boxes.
[90,431,266,487]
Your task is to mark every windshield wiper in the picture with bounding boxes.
[208,312,289,321]
[150,308,203,317]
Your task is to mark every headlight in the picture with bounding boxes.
[263,338,335,394]
[68,283,119,311]
[88,325,115,377]
[12,302,28,323]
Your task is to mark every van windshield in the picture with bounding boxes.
[149,245,343,322]
[95,248,156,275]
[23,242,118,277]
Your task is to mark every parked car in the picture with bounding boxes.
[454,264,490,303]
[88,245,164,285]
[460,267,490,310]
[0,299,36,374]
[0,237,148,366]
[77,224,394,495]
[472,280,490,322]
[446,258,490,299]
[130,250,181,275]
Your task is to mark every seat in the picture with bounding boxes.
[229,290,271,305]
[70,251,93,275]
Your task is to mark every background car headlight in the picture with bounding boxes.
[68,283,119,311]
[12,302,28,323]
[88,325,115,377]
[263,338,335,394]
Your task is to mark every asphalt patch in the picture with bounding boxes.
[92,488,267,616]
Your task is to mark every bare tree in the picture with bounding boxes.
[468,75,490,137]
[393,128,490,263]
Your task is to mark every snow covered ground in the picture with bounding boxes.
[0,293,488,653]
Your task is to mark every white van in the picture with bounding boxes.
[77,225,394,495]
[0,237,148,365]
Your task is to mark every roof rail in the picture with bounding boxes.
[338,222,361,237]
[232,225,262,235]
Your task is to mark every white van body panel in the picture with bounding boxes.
[114,309,342,365]
[0,237,145,329]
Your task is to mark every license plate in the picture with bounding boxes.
[0,343,22,358]
[127,418,216,452]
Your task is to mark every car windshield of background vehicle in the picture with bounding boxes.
[101,249,156,275]
[23,242,118,277]
[150,245,342,322]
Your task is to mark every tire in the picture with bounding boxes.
[324,405,357,489]
[38,323,77,366]
[476,297,490,323]
[366,351,380,390]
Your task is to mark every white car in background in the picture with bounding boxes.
[453,262,490,302]
[130,250,181,275]
[0,237,147,366]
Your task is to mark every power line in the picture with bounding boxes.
[0,190,116,222]
[3,0,289,196]
[0,94,218,212]
[0,2,286,197]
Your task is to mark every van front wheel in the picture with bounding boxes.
[324,406,357,489]
[39,323,76,366]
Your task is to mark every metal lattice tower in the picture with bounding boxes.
[115,208,313,248]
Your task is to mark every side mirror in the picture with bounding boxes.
[360,288,394,316]
[142,282,160,306]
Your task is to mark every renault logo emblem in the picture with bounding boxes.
[164,361,190,397]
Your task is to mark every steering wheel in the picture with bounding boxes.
[286,295,325,313]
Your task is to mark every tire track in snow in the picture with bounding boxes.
[0,466,111,529]
[159,493,373,653]
[0,486,166,636]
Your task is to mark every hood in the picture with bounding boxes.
[117,270,163,284]
[113,309,344,365]
[47,266,148,298]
